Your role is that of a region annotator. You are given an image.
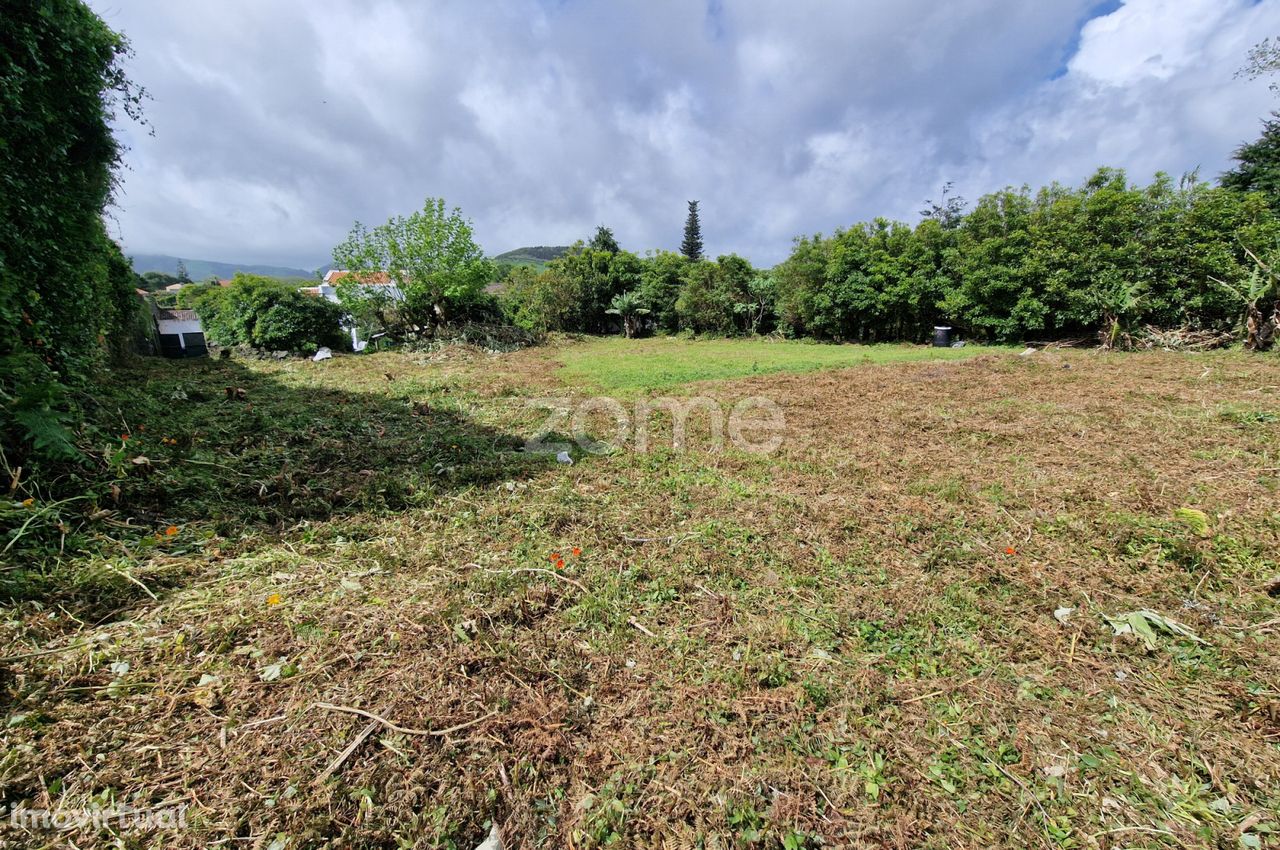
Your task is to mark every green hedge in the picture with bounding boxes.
[188,274,346,353]
[1,0,145,461]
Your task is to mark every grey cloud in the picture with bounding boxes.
[92,0,1280,269]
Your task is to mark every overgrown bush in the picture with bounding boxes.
[0,0,145,463]
[190,274,346,353]
[777,169,1280,343]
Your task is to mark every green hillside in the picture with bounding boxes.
[129,253,318,281]
[492,245,570,271]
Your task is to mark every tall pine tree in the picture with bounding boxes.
[681,200,703,261]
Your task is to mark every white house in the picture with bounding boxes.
[311,270,406,302]
[305,270,406,351]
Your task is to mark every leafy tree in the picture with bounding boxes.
[605,291,650,338]
[332,198,494,338]
[542,244,642,333]
[1222,113,1280,208]
[332,273,405,340]
[676,260,731,333]
[191,274,344,353]
[920,182,968,230]
[944,187,1037,341]
[732,269,777,335]
[681,200,704,261]
[773,234,833,338]
[636,251,686,333]
[1238,36,1280,95]
[176,259,190,283]
[589,226,620,254]
[500,265,586,333]
[711,254,764,335]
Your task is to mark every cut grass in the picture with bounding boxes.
[554,335,1004,391]
[1,342,1278,849]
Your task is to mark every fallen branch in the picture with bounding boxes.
[483,568,587,593]
[313,702,498,737]
[628,617,658,638]
[313,721,377,786]
[235,714,286,732]
[0,639,95,663]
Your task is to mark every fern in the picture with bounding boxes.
[11,406,77,458]
[0,353,81,461]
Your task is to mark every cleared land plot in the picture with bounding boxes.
[555,336,1001,391]
[1,339,1278,849]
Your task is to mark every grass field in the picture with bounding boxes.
[556,336,1000,391]
[2,338,1279,849]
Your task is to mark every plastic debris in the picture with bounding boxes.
[474,823,503,850]
[1053,606,1075,625]
[312,347,333,362]
[556,450,573,465]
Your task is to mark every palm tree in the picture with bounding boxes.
[605,291,650,338]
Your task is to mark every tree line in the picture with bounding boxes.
[499,167,1279,347]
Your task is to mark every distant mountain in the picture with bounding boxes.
[492,246,570,270]
[128,253,319,282]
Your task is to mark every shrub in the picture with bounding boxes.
[191,274,345,353]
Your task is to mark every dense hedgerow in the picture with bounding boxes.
[0,0,145,458]
[501,169,1279,345]
[778,169,1278,344]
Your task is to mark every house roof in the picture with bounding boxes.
[323,270,394,286]
[155,308,200,321]
[299,287,321,297]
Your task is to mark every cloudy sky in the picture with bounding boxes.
[91,0,1280,270]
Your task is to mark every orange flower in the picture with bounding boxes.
[121,433,130,441]
[555,559,565,570]
[1005,546,1017,555]
[571,547,582,557]
[165,525,178,536]
[549,552,561,562]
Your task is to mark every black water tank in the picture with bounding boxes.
[932,326,952,347]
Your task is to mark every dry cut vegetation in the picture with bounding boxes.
[1,338,1279,850]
